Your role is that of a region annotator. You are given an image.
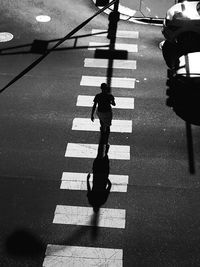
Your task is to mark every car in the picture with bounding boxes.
[166,51,200,125]
[161,1,200,124]
[176,51,200,77]
[162,1,200,43]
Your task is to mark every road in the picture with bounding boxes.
[0,0,200,266]
[120,0,176,18]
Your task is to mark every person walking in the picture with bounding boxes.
[91,83,116,144]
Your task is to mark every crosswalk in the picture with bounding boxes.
[65,143,130,160]
[84,58,137,69]
[72,118,132,132]
[88,42,138,52]
[60,172,129,192]
[76,95,134,109]
[43,245,123,266]
[80,76,136,88]
[53,205,126,228]
[42,27,139,266]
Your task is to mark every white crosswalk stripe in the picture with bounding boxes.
[43,245,123,267]
[76,95,134,109]
[60,172,129,192]
[72,118,132,133]
[80,75,135,88]
[88,42,138,52]
[65,143,130,160]
[84,58,137,69]
[92,28,139,39]
[53,205,126,228]
[43,27,140,266]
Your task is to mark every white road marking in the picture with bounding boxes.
[0,32,14,42]
[92,29,139,39]
[43,245,123,267]
[84,58,137,69]
[36,15,51,22]
[60,172,129,192]
[53,205,126,229]
[80,76,135,88]
[72,118,132,133]
[88,42,138,52]
[65,143,130,160]
[76,95,134,109]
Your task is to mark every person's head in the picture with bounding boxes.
[100,83,108,93]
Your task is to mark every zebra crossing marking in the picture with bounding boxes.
[43,245,123,267]
[61,172,129,192]
[76,95,134,109]
[80,76,135,88]
[53,205,126,228]
[42,26,139,266]
[72,118,132,133]
[65,143,130,160]
[88,42,138,52]
[92,28,139,39]
[84,58,137,69]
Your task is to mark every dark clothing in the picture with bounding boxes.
[94,93,115,112]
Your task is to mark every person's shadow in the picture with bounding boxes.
[87,143,112,238]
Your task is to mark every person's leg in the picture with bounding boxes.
[100,120,106,133]
[104,126,110,144]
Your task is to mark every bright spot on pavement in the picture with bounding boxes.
[0,32,14,42]
[36,15,51,22]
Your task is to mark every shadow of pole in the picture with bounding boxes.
[0,0,117,94]
[0,31,109,56]
[106,0,120,92]
[185,122,195,174]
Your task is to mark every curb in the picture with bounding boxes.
[92,0,163,27]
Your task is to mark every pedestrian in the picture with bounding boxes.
[91,83,116,143]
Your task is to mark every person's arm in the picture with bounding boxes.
[87,173,91,192]
[111,96,116,106]
[106,179,112,192]
[91,102,97,122]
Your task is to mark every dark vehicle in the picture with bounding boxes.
[166,52,200,125]
[162,1,200,43]
[161,1,200,125]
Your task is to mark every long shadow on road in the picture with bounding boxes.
[0,31,109,95]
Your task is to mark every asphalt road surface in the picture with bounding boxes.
[120,0,176,18]
[0,0,200,266]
